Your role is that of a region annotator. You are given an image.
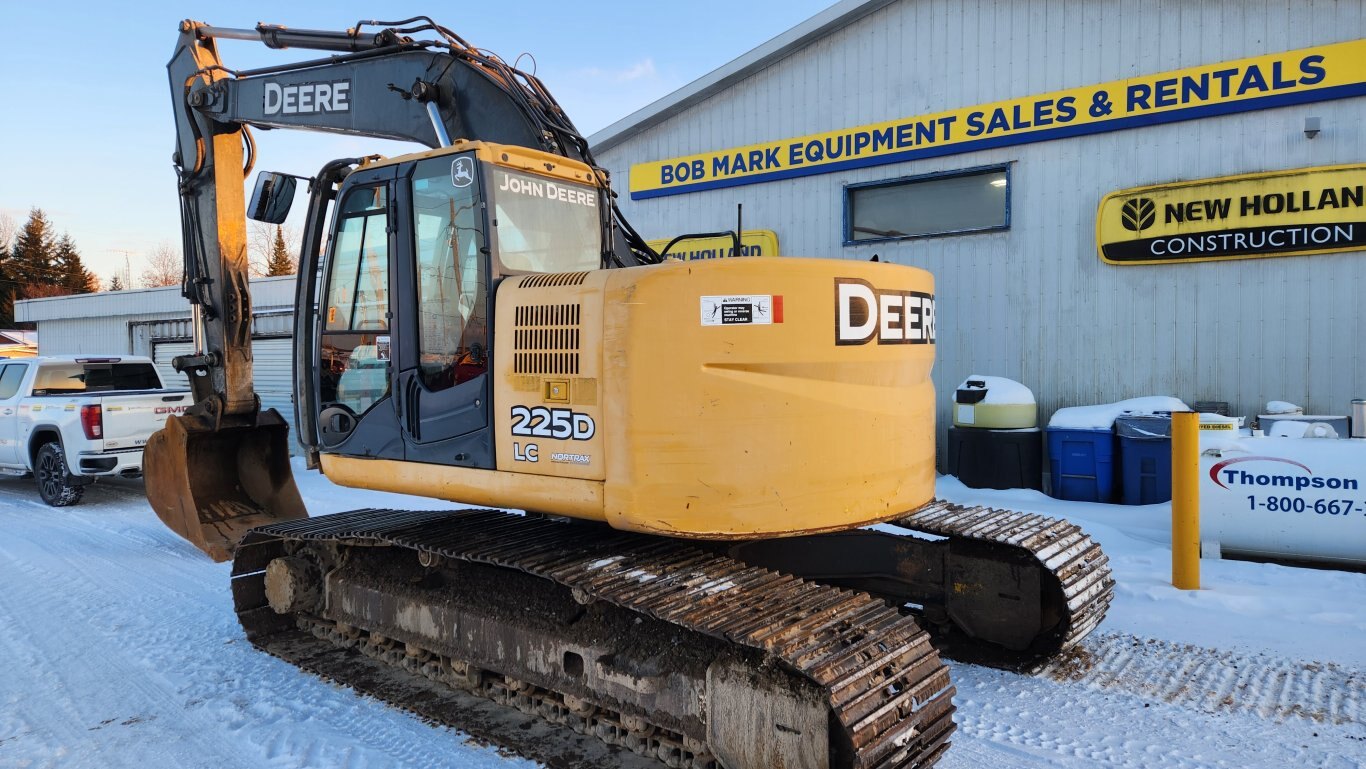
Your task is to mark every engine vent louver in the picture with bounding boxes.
[518,272,590,289]
[513,303,581,375]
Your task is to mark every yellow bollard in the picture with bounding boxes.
[1171,411,1200,589]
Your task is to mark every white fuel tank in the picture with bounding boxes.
[1199,434,1366,566]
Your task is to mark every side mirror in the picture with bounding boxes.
[248,171,297,224]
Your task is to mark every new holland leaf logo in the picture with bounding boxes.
[1121,197,1156,232]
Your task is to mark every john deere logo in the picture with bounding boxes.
[1121,197,1156,232]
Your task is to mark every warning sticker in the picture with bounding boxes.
[700,294,776,326]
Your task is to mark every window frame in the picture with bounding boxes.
[842,163,1012,246]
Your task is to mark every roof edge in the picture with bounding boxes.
[588,0,896,155]
[14,275,300,323]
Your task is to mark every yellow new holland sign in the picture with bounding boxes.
[1097,164,1366,265]
[646,229,780,260]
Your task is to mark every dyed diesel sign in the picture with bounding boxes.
[630,38,1366,199]
[1097,164,1366,265]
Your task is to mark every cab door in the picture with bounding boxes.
[314,164,405,459]
[393,152,493,468]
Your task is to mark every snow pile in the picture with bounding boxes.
[1265,400,1303,415]
[1048,396,1191,430]
[956,375,1034,405]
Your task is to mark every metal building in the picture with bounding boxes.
[14,277,301,448]
[590,0,1366,439]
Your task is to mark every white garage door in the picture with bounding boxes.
[153,338,300,454]
[250,339,295,434]
[152,341,192,391]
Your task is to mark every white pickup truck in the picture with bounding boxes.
[0,356,191,506]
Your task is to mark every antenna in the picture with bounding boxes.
[107,249,135,289]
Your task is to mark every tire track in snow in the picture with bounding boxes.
[0,541,261,769]
[0,497,533,769]
[1042,632,1364,726]
[947,660,1365,769]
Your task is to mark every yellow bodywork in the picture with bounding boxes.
[324,256,938,540]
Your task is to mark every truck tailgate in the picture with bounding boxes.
[100,391,192,450]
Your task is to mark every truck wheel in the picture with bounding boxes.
[35,442,84,507]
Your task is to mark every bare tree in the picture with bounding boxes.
[0,212,16,251]
[140,242,182,288]
[249,220,300,277]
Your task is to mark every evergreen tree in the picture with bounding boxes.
[10,208,57,293]
[0,237,12,327]
[54,234,97,294]
[108,273,125,292]
[265,226,295,276]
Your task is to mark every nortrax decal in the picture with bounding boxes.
[1209,456,1361,491]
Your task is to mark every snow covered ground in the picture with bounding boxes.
[0,464,1362,769]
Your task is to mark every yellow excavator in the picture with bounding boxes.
[145,18,1113,769]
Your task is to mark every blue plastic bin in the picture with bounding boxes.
[1115,415,1173,505]
[1045,427,1117,502]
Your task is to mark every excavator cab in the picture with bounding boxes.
[146,140,614,561]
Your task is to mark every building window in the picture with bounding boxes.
[844,165,1010,243]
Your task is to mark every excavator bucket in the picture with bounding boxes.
[144,410,307,562]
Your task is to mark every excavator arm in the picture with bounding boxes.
[147,18,656,560]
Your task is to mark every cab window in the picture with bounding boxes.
[321,185,391,416]
[411,154,488,392]
[490,166,601,274]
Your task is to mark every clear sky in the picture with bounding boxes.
[0,0,833,281]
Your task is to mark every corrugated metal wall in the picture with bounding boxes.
[596,0,1366,439]
[33,313,176,355]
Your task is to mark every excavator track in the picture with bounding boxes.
[232,508,958,769]
[723,501,1115,672]
[893,501,1114,669]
